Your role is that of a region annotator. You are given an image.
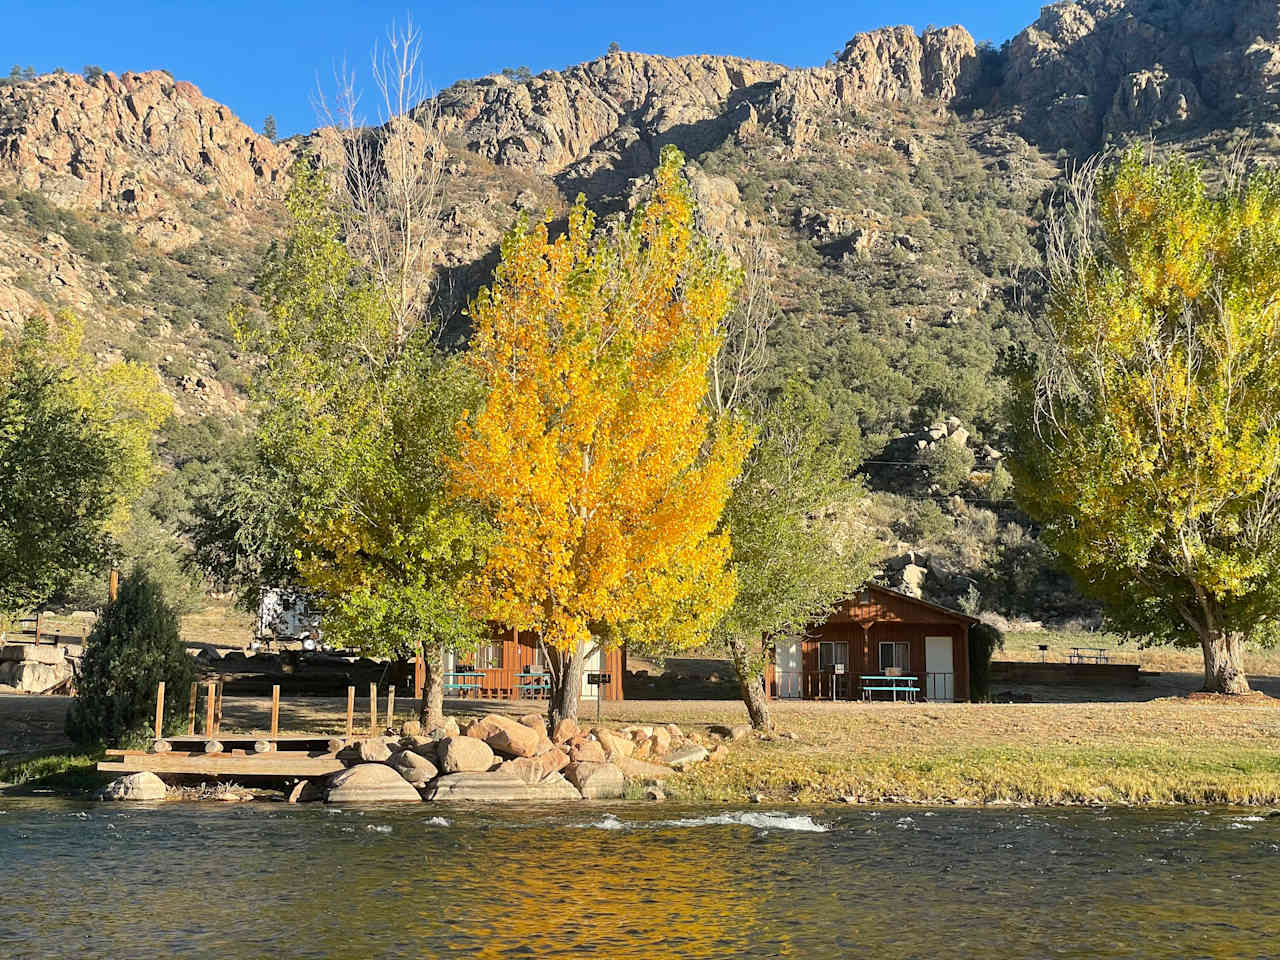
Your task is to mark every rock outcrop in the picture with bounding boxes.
[1000,0,1280,149]
[0,70,291,213]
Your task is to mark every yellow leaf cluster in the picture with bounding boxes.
[451,147,752,655]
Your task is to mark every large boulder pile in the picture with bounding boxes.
[108,712,741,805]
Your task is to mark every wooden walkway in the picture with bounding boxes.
[97,747,343,779]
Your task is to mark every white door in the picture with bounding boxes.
[776,638,802,699]
[580,646,605,697]
[925,636,955,701]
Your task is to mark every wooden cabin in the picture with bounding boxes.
[441,630,625,701]
[768,585,976,703]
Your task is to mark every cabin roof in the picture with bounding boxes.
[858,583,980,626]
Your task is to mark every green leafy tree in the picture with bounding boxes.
[82,65,104,80]
[1011,149,1280,694]
[232,161,489,726]
[1,315,170,616]
[0,325,115,616]
[714,386,873,729]
[66,568,195,747]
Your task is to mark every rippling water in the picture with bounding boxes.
[1,799,1276,958]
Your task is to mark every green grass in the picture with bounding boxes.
[0,748,108,794]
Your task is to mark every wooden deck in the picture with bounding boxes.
[98,749,344,779]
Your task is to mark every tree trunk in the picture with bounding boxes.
[418,643,446,728]
[728,636,774,731]
[1201,629,1250,694]
[546,642,586,727]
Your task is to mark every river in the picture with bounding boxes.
[0,799,1275,958]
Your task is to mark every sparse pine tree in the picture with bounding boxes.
[262,114,277,141]
[66,568,195,747]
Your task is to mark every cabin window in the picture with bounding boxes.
[478,641,505,670]
[879,641,910,672]
[818,641,848,671]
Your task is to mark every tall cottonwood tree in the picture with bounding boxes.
[714,387,872,730]
[235,163,488,727]
[452,146,752,724]
[1011,149,1280,694]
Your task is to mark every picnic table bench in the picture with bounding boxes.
[443,671,485,697]
[861,675,919,703]
[1068,646,1110,664]
[515,671,551,699]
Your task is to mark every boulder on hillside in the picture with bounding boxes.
[391,749,439,787]
[324,764,421,803]
[438,735,495,773]
[563,761,626,799]
[100,772,166,801]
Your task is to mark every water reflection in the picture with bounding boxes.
[0,801,1275,959]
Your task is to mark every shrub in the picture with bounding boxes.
[66,568,195,746]
[968,621,1003,702]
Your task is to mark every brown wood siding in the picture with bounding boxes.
[796,609,971,702]
[464,630,624,701]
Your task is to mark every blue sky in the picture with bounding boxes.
[1,1,1040,137]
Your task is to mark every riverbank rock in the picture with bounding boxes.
[552,718,580,744]
[667,745,710,770]
[438,735,495,773]
[645,786,666,802]
[564,761,625,799]
[484,714,541,758]
[529,771,583,801]
[400,719,423,738]
[614,756,673,782]
[535,746,570,778]
[498,757,544,784]
[252,740,274,754]
[424,771,535,801]
[391,750,439,787]
[204,740,224,756]
[593,727,632,759]
[325,764,421,802]
[100,771,167,801]
[570,739,607,764]
[149,739,172,754]
[338,738,393,764]
[402,736,439,762]
[519,713,548,733]
[325,737,344,754]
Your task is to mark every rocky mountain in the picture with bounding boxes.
[2,0,1277,615]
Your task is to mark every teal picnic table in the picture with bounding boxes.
[515,671,551,700]
[860,675,920,703]
[444,671,485,698]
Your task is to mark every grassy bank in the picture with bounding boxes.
[655,700,1280,806]
[0,748,107,794]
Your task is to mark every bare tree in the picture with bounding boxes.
[313,19,453,727]
[315,16,449,349]
[710,230,780,416]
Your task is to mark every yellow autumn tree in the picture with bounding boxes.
[452,145,752,722]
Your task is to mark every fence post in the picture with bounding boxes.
[154,682,165,740]
[205,680,216,736]
[270,684,280,742]
[187,682,197,735]
[214,679,224,735]
[345,686,354,741]
[369,682,377,736]
[386,688,395,732]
